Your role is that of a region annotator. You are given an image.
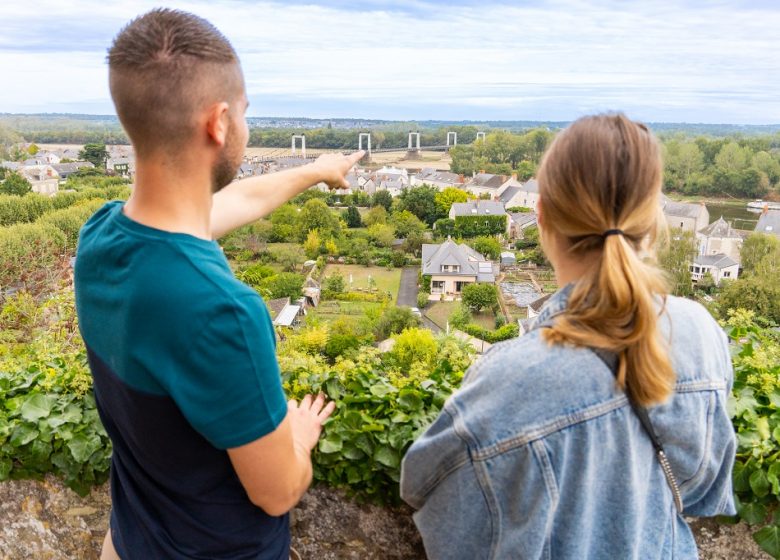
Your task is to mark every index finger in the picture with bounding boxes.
[345,151,365,167]
[318,400,337,422]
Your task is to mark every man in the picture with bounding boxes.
[74,9,363,559]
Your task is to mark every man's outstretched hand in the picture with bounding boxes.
[311,151,365,190]
[287,394,337,454]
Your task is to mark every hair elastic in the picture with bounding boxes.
[602,229,625,238]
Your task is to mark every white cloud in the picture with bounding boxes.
[0,0,778,122]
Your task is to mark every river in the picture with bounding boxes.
[704,202,761,230]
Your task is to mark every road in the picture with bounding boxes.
[397,266,441,333]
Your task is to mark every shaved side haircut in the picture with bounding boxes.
[108,9,243,157]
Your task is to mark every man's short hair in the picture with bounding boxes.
[108,9,242,157]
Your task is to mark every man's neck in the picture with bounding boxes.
[123,152,214,240]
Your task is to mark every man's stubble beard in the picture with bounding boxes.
[211,121,243,194]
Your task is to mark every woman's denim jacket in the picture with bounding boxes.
[401,288,736,559]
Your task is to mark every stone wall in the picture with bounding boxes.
[0,477,768,559]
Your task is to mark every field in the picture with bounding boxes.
[322,264,402,302]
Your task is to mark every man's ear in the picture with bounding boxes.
[205,102,230,147]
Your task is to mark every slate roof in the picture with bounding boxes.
[694,254,738,269]
[467,173,504,189]
[274,304,301,327]
[265,297,290,320]
[499,186,522,204]
[415,168,461,184]
[510,212,537,228]
[661,197,706,219]
[521,179,539,193]
[450,200,507,217]
[698,217,740,238]
[422,238,490,278]
[52,162,94,175]
[755,210,780,237]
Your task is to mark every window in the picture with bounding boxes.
[680,222,684,228]
[723,271,731,277]
[432,280,445,293]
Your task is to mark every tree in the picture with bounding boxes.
[434,187,470,219]
[397,185,439,226]
[323,333,361,363]
[390,210,426,239]
[471,236,502,260]
[374,306,421,340]
[714,142,750,174]
[0,172,32,196]
[364,205,388,227]
[276,245,305,272]
[259,272,305,300]
[269,204,298,242]
[344,205,362,228]
[27,143,39,156]
[368,223,396,248]
[719,274,780,323]
[324,271,345,293]
[304,229,323,259]
[371,190,393,211]
[740,233,780,275]
[79,143,108,168]
[461,283,498,312]
[296,198,341,241]
[448,303,472,329]
[434,218,455,238]
[657,229,697,296]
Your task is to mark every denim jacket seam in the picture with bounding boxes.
[531,440,558,560]
[679,391,716,495]
[472,397,630,461]
[405,408,472,508]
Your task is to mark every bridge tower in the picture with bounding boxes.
[407,131,422,160]
[446,131,458,148]
[291,134,306,158]
[476,131,486,142]
[358,132,372,162]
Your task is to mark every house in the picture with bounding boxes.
[344,172,376,196]
[376,177,406,197]
[374,166,408,185]
[696,216,746,263]
[20,165,59,195]
[690,254,739,285]
[36,151,61,165]
[462,172,505,197]
[107,156,135,178]
[661,195,709,233]
[509,212,538,239]
[755,209,780,239]
[411,168,464,190]
[526,293,553,320]
[497,179,540,210]
[52,162,95,182]
[421,238,497,299]
[448,200,510,236]
[500,251,516,266]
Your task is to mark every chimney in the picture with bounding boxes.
[458,174,465,183]
[501,175,508,183]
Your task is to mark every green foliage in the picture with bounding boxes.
[0,172,32,196]
[658,229,697,296]
[323,334,361,363]
[367,223,396,248]
[471,236,502,260]
[297,199,341,242]
[388,328,437,371]
[0,289,111,495]
[396,185,439,226]
[268,204,299,242]
[282,335,473,503]
[449,303,472,329]
[304,229,323,259]
[344,205,362,228]
[725,310,780,557]
[324,272,345,294]
[363,205,388,227]
[0,194,53,226]
[78,143,108,168]
[371,190,393,211]
[0,223,67,290]
[434,218,455,238]
[258,273,305,300]
[454,214,507,238]
[461,322,519,343]
[461,283,498,312]
[416,292,429,310]
[374,306,422,340]
[37,199,104,250]
[741,234,780,276]
[390,210,426,239]
[235,263,276,289]
[434,187,470,219]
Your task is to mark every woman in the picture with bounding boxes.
[400,114,736,559]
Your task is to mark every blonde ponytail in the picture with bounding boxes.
[539,114,674,407]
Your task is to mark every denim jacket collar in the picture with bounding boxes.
[531,283,574,330]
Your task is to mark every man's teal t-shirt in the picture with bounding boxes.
[74,201,289,559]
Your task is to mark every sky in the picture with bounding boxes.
[1,0,778,124]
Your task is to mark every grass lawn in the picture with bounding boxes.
[425,301,498,330]
[306,300,384,325]
[323,264,402,302]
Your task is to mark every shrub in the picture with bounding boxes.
[391,251,407,268]
[448,303,472,329]
[0,222,67,289]
[0,194,53,226]
[323,334,361,363]
[258,272,305,300]
[416,292,429,310]
[235,263,276,288]
[37,199,105,250]
[374,306,421,340]
[388,328,437,371]
[461,322,518,343]
[462,283,498,312]
[725,310,780,557]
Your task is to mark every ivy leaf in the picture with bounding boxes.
[753,525,780,558]
[67,433,101,463]
[369,384,396,398]
[756,417,771,441]
[10,424,39,447]
[739,501,768,525]
[319,433,343,454]
[374,445,400,469]
[0,458,11,480]
[20,394,55,422]
[750,469,770,498]
[398,390,423,411]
